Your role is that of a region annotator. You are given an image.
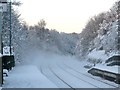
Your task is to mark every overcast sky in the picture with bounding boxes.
[16,0,117,33]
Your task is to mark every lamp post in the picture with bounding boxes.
[0,0,7,86]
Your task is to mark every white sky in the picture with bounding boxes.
[16,0,117,33]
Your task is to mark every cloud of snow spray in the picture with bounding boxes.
[18,47,79,67]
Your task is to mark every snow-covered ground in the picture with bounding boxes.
[2,50,119,88]
[3,65,57,88]
[87,49,108,62]
[0,87,2,90]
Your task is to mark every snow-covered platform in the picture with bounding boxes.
[3,65,57,88]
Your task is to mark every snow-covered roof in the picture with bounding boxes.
[94,65,120,74]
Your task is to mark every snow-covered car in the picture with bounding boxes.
[3,69,8,77]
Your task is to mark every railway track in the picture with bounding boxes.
[48,65,75,90]
[38,61,118,88]
[39,64,72,88]
[62,63,118,88]
[49,64,107,89]
[57,64,103,89]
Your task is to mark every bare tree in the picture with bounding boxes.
[38,19,46,29]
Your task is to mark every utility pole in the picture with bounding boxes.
[0,0,7,86]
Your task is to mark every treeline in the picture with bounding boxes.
[75,1,119,58]
[2,7,80,63]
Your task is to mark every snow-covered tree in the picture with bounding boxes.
[75,0,120,61]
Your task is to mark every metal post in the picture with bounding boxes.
[0,58,3,86]
[0,12,3,86]
[0,0,7,86]
[9,1,12,55]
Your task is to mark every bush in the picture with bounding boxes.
[2,55,15,71]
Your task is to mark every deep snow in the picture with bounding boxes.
[2,50,119,88]
[3,65,57,88]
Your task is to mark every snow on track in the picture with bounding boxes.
[39,64,70,88]
[37,54,118,88]
[10,51,117,89]
[49,64,99,88]
[49,66,74,89]
[58,63,118,88]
